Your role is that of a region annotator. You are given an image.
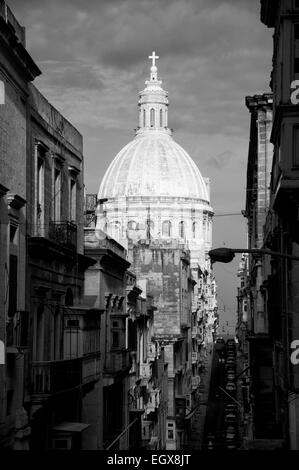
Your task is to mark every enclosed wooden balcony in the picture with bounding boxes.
[31,352,101,398]
[104,349,131,375]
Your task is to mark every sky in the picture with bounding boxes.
[9,0,273,330]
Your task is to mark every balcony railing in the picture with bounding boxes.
[49,221,77,251]
[105,349,131,374]
[31,358,82,395]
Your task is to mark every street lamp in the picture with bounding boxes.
[209,247,299,263]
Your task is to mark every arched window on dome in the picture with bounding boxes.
[160,109,163,127]
[128,220,137,230]
[143,109,146,127]
[192,221,196,238]
[150,108,155,127]
[162,220,172,237]
[179,221,185,239]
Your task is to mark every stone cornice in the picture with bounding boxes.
[7,192,26,209]
[0,183,8,198]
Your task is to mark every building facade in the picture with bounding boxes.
[27,84,99,450]
[0,1,40,449]
[241,93,277,444]
[95,54,217,449]
[0,1,102,449]
[260,0,299,449]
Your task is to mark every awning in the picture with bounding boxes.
[52,422,90,433]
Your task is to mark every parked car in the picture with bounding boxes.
[224,413,237,424]
[226,443,238,449]
[225,382,236,392]
[225,426,237,441]
[225,404,238,413]
[215,337,225,344]
[226,373,235,381]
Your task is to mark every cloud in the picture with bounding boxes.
[6,0,272,317]
[207,150,235,169]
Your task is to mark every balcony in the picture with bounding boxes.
[82,353,101,384]
[140,362,152,378]
[146,343,156,361]
[191,352,198,364]
[49,221,77,251]
[31,358,82,396]
[191,376,201,390]
[104,349,131,375]
[192,327,198,338]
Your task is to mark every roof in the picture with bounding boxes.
[98,130,210,202]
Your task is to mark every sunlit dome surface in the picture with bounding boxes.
[99,130,209,201]
[98,52,210,203]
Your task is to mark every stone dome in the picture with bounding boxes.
[98,130,210,201]
[96,52,213,255]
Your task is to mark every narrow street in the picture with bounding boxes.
[201,338,240,450]
[202,343,226,450]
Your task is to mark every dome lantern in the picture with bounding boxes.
[137,51,170,133]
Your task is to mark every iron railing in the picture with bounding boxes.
[49,221,77,250]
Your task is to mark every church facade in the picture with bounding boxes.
[93,53,217,449]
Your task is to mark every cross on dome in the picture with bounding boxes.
[149,51,159,68]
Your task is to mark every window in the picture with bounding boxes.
[296,0,299,8]
[143,109,146,127]
[160,109,163,127]
[53,307,62,360]
[69,178,76,222]
[179,221,185,239]
[36,305,44,361]
[162,220,171,237]
[293,127,299,167]
[295,25,299,79]
[192,221,196,238]
[112,331,119,348]
[150,108,155,127]
[37,157,45,232]
[8,255,17,318]
[9,223,18,244]
[167,422,175,440]
[128,220,137,230]
[53,166,62,222]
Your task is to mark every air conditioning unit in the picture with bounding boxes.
[52,437,73,450]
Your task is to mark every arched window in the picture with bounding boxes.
[192,221,196,238]
[160,109,163,127]
[128,220,137,230]
[150,108,155,127]
[179,221,185,239]
[162,220,172,237]
[143,109,146,127]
